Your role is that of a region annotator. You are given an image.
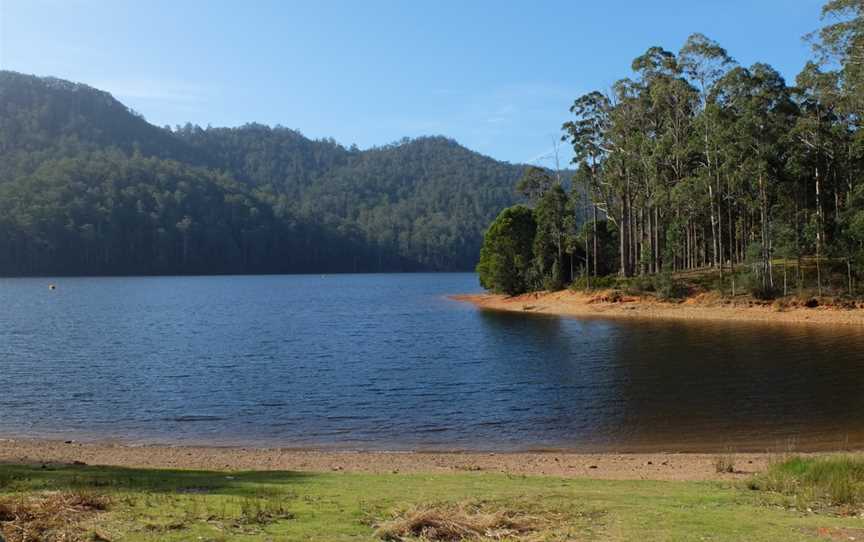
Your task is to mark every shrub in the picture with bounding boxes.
[615,273,687,299]
[621,275,654,295]
[749,455,864,508]
[751,285,780,301]
[569,274,618,291]
[653,272,689,300]
[738,268,780,300]
[542,265,564,292]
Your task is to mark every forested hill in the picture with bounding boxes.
[0,71,527,276]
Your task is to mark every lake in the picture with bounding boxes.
[1,273,863,452]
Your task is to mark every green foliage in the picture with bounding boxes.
[549,6,864,296]
[0,71,529,275]
[621,275,656,295]
[615,273,688,299]
[0,150,387,275]
[568,272,684,299]
[750,455,864,508]
[476,206,537,295]
[740,271,780,300]
[532,184,571,291]
[569,274,618,291]
[652,272,689,300]
[515,166,555,202]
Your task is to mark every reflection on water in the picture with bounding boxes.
[0,273,863,452]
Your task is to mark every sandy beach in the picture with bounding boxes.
[452,290,864,326]
[0,438,798,481]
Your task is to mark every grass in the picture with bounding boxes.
[1,463,863,541]
[748,455,864,512]
[569,259,864,304]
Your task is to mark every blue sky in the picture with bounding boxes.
[0,0,825,165]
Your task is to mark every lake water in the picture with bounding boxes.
[1,273,863,452]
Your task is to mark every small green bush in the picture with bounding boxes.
[569,275,618,291]
[624,275,655,294]
[542,265,565,292]
[653,273,689,300]
[737,269,780,300]
[615,273,687,299]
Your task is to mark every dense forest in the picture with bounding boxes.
[0,71,528,275]
[479,0,864,298]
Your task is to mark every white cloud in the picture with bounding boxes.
[92,77,209,107]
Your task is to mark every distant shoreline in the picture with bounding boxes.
[451,290,864,326]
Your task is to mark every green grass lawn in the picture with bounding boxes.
[1,462,862,541]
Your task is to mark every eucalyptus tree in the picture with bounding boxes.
[623,46,701,275]
[680,34,736,274]
[810,0,864,116]
[714,64,798,291]
[516,166,556,203]
[603,77,649,277]
[837,183,864,293]
[562,90,611,277]
[792,63,846,293]
[533,184,572,290]
[800,1,864,285]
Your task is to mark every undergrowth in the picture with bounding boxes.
[748,455,864,511]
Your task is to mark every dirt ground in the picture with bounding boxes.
[451,290,864,326]
[0,438,829,481]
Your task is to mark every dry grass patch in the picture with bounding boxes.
[802,526,864,541]
[374,501,548,541]
[714,449,736,474]
[0,491,111,542]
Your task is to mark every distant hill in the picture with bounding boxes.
[0,71,539,276]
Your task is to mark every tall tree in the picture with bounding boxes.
[680,33,735,275]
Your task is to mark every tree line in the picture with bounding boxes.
[480,0,864,298]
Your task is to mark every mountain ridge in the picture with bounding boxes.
[0,70,534,275]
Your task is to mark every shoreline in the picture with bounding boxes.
[451,290,864,326]
[0,437,837,481]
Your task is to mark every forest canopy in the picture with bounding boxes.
[0,71,529,276]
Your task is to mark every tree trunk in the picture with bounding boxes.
[815,165,823,296]
[592,204,598,277]
[654,206,661,273]
[619,191,629,277]
[758,173,771,291]
[708,183,718,270]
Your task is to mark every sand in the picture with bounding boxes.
[0,438,800,481]
[451,290,864,326]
